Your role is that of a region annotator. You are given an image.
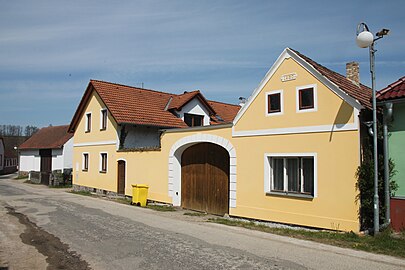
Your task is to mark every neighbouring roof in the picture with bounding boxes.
[1,136,29,158]
[209,100,241,124]
[377,76,405,102]
[19,125,73,150]
[290,48,372,109]
[69,80,240,132]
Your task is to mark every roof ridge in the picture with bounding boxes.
[379,76,405,94]
[90,79,176,96]
[208,99,240,107]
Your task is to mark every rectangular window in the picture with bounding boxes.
[0,154,2,166]
[269,156,315,196]
[82,153,89,171]
[184,113,204,127]
[85,113,92,132]
[100,109,107,130]
[268,93,281,113]
[299,87,314,110]
[100,153,107,173]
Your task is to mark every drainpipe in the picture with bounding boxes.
[382,102,393,229]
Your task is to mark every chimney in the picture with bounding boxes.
[346,62,360,85]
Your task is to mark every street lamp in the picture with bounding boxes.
[356,22,389,235]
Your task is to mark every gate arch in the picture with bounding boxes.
[168,134,236,208]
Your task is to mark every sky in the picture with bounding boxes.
[1,0,404,128]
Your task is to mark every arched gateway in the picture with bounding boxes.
[168,134,237,213]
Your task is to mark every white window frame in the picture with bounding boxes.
[264,152,317,198]
[99,152,108,173]
[265,90,284,116]
[296,84,317,113]
[82,152,89,171]
[85,112,92,132]
[100,108,107,130]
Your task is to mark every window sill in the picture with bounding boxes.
[266,191,313,199]
[85,130,90,133]
[82,169,88,172]
[99,170,107,174]
[100,128,106,131]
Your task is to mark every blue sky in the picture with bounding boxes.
[1,0,404,127]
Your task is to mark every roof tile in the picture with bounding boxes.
[19,125,73,150]
[377,76,405,101]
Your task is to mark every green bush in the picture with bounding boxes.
[356,126,398,231]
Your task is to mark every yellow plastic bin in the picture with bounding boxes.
[131,184,149,207]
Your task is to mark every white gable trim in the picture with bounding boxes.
[233,48,364,126]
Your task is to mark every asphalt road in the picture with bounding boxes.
[1,175,404,270]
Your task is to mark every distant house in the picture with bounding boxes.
[0,138,4,173]
[0,136,27,175]
[377,76,405,231]
[19,125,73,184]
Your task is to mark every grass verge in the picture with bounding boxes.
[14,175,28,180]
[69,190,93,196]
[209,218,405,258]
[184,212,207,217]
[49,184,72,189]
[146,204,176,212]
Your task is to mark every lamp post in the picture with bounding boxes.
[356,22,389,235]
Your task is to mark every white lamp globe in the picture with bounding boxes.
[356,31,374,48]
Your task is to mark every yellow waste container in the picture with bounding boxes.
[131,184,149,207]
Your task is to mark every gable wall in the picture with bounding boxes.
[234,57,355,133]
[72,91,120,192]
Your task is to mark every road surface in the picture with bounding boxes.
[0,175,404,269]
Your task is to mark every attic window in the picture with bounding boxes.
[184,113,203,127]
[296,84,317,112]
[266,90,283,116]
[85,112,91,132]
[100,109,107,130]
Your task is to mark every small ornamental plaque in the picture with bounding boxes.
[281,72,297,82]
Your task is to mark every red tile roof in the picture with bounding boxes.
[377,76,405,101]
[208,100,240,124]
[69,80,240,132]
[90,80,188,128]
[290,48,372,109]
[19,125,73,150]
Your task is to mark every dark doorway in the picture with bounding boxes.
[39,149,52,185]
[181,143,229,215]
[117,160,126,195]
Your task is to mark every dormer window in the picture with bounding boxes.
[184,113,203,127]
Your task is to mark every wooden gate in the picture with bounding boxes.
[117,160,126,195]
[181,143,229,215]
[39,149,52,185]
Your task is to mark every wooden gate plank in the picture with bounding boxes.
[181,143,229,215]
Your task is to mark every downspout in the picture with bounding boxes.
[381,102,393,230]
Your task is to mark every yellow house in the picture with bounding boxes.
[69,48,371,232]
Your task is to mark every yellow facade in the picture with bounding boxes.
[72,50,362,232]
[73,91,119,192]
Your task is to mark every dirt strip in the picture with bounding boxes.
[5,206,90,270]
